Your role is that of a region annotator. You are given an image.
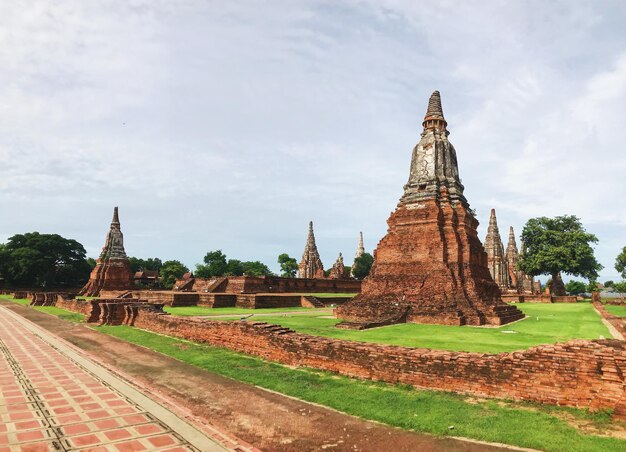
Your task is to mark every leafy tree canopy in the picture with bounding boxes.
[604,280,614,288]
[518,215,602,295]
[616,247,626,280]
[241,261,273,277]
[565,280,587,295]
[159,260,189,289]
[195,250,273,278]
[278,253,298,278]
[128,257,163,273]
[352,253,374,280]
[0,232,90,288]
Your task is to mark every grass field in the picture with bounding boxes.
[97,325,625,452]
[213,303,611,353]
[605,305,626,317]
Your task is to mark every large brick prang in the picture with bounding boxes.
[336,91,523,328]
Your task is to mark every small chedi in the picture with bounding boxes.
[79,207,133,297]
[336,91,524,327]
[328,253,348,279]
[505,226,521,289]
[297,221,325,278]
[484,209,509,289]
[350,232,365,277]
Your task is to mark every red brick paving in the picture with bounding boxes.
[0,307,247,451]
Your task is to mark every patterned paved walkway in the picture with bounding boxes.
[0,306,244,452]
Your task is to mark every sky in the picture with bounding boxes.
[0,0,625,282]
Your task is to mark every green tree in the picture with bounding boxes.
[587,280,599,293]
[613,281,626,297]
[518,216,602,296]
[129,257,163,273]
[86,257,97,269]
[0,232,91,288]
[159,260,189,289]
[199,250,228,277]
[225,259,244,276]
[604,280,614,288]
[565,280,587,295]
[277,253,298,277]
[241,261,273,276]
[352,253,374,280]
[616,247,626,279]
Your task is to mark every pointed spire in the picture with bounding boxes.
[111,206,120,228]
[422,90,447,131]
[484,209,508,289]
[298,221,324,278]
[507,226,517,250]
[355,232,365,259]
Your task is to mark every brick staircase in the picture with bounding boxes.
[302,296,325,308]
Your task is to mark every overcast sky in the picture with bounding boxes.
[1,0,625,282]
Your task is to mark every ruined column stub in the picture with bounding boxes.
[297,221,325,279]
[79,207,134,297]
[484,210,509,290]
[336,91,524,328]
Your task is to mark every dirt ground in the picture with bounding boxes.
[1,301,511,452]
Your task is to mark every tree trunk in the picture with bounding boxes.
[550,272,566,296]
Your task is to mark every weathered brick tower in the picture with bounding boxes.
[336,91,524,328]
[79,207,134,296]
[484,209,509,290]
[297,221,325,279]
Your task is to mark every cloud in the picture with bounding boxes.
[0,0,624,281]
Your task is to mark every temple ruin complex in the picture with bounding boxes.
[336,91,524,328]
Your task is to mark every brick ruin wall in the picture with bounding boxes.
[174,276,362,294]
[128,310,626,417]
[11,292,626,417]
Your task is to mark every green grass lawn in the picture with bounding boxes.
[97,325,624,452]
[605,305,626,317]
[164,306,322,316]
[214,303,611,353]
[0,294,30,305]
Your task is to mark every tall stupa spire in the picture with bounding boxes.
[297,221,325,279]
[79,206,133,296]
[111,206,120,228]
[336,91,524,328]
[422,90,447,130]
[505,226,521,291]
[401,91,466,207]
[484,209,508,289]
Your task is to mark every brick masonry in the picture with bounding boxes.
[28,293,626,418]
[127,309,626,418]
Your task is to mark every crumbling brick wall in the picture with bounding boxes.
[130,311,626,417]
